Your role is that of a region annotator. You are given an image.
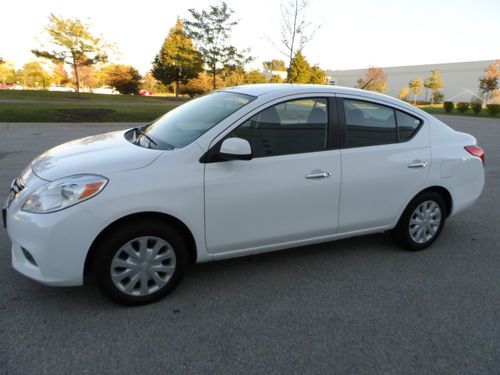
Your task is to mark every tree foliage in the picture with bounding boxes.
[409,77,423,105]
[19,62,52,89]
[102,64,142,94]
[262,59,287,72]
[184,2,252,90]
[179,72,214,97]
[52,63,70,86]
[424,70,443,104]
[309,65,326,84]
[244,70,268,84]
[399,87,410,101]
[479,60,500,104]
[0,60,17,85]
[357,67,387,93]
[32,14,108,92]
[279,0,319,82]
[288,51,311,83]
[152,18,203,97]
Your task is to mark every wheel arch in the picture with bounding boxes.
[414,185,453,217]
[83,211,197,280]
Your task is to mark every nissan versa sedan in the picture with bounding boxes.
[3,84,485,305]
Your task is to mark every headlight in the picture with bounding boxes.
[22,174,108,213]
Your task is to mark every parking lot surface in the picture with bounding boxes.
[1,116,499,374]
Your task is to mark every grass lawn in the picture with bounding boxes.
[0,90,189,122]
[417,104,500,118]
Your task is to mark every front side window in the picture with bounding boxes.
[229,98,329,157]
[141,91,254,149]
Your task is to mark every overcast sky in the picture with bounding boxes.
[1,0,499,73]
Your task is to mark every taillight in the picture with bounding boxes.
[464,145,485,165]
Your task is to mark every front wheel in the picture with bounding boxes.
[94,221,188,306]
[392,192,446,251]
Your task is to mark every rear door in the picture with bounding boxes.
[337,96,431,232]
[203,96,342,255]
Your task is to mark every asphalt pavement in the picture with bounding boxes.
[0,116,499,374]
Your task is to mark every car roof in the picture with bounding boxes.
[220,84,429,118]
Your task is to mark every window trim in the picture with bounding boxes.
[338,97,423,149]
[201,95,340,163]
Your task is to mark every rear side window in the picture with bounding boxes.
[396,110,421,141]
[229,98,328,157]
[343,99,422,148]
[344,100,397,147]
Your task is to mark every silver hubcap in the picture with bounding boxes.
[409,201,442,244]
[110,236,176,296]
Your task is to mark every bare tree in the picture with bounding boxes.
[279,0,320,82]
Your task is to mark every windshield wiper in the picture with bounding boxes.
[133,127,158,147]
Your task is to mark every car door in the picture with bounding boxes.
[203,96,342,255]
[337,96,431,233]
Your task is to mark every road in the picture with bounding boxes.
[1,116,499,374]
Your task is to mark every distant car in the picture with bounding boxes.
[3,84,485,305]
[48,86,75,92]
[93,87,119,95]
[139,89,153,96]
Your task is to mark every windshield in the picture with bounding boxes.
[140,91,255,149]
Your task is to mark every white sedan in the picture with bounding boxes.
[3,84,485,305]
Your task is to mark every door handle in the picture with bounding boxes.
[408,161,428,169]
[306,171,332,179]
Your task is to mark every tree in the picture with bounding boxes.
[76,65,99,89]
[151,18,203,97]
[262,59,287,72]
[184,2,252,90]
[269,74,284,83]
[279,0,320,82]
[399,87,409,101]
[179,72,212,97]
[356,67,387,93]
[424,70,443,104]
[288,51,311,83]
[309,65,326,84]
[244,70,268,84]
[52,63,69,86]
[220,66,246,87]
[19,62,52,89]
[32,14,108,92]
[0,60,16,86]
[479,60,500,104]
[409,77,423,105]
[102,64,142,94]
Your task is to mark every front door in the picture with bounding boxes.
[204,97,342,255]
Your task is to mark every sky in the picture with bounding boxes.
[1,0,499,74]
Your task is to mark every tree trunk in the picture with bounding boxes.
[73,62,80,93]
[414,94,417,105]
[175,79,179,97]
[212,69,216,91]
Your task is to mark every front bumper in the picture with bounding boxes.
[6,201,102,287]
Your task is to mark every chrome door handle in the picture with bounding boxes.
[408,161,428,168]
[306,171,332,179]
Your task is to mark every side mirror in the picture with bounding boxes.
[219,137,252,161]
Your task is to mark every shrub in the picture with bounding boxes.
[471,101,482,114]
[443,101,454,113]
[486,104,500,116]
[456,102,470,113]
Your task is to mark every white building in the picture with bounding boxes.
[327,60,498,101]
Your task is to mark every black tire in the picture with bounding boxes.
[391,191,446,251]
[93,220,188,306]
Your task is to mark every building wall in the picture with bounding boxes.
[327,60,497,101]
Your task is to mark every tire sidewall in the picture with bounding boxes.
[394,192,446,251]
[94,221,188,306]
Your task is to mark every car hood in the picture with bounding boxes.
[31,130,163,181]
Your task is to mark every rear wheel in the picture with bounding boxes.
[392,191,446,251]
[94,221,188,306]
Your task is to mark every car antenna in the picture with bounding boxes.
[360,78,373,90]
